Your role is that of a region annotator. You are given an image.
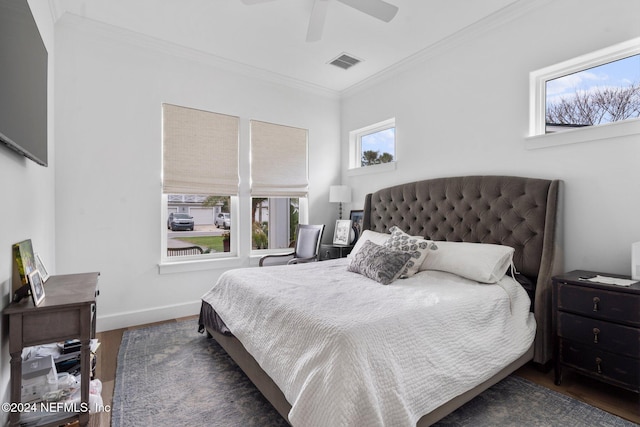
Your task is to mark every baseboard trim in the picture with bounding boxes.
[96,300,201,332]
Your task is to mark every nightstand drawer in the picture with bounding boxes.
[557,283,640,326]
[320,244,353,260]
[321,245,340,260]
[560,341,640,391]
[557,312,640,357]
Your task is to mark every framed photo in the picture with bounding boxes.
[333,220,352,246]
[28,270,45,306]
[349,210,364,240]
[34,253,50,282]
[12,239,36,288]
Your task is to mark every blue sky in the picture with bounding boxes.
[361,128,395,156]
[546,53,640,102]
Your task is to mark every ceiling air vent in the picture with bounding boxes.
[328,53,362,70]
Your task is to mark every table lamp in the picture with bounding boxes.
[329,185,351,220]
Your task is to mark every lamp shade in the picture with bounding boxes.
[329,185,351,203]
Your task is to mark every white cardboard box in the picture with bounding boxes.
[22,355,58,402]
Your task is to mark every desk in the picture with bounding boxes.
[3,272,99,427]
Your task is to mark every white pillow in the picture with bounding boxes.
[419,241,514,284]
[348,230,391,259]
[383,226,435,278]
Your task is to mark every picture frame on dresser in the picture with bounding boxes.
[12,239,36,290]
[34,252,50,282]
[27,270,45,306]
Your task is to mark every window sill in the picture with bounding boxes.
[525,118,640,150]
[347,161,397,177]
[158,256,244,274]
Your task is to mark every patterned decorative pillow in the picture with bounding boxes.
[347,240,412,285]
[347,230,391,259]
[383,226,436,278]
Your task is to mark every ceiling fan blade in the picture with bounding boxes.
[337,0,398,22]
[306,0,329,42]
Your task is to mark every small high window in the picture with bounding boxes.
[349,118,396,169]
[529,38,640,139]
[545,54,639,133]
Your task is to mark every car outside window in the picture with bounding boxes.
[166,194,232,257]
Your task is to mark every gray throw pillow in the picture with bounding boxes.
[347,240,412,285]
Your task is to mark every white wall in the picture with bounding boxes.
[0,2,56,423]
[341,0,640,276]
[54,15,341,331]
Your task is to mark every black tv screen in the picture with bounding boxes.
[0,0,48,167]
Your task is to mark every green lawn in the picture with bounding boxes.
[174,236,225,253]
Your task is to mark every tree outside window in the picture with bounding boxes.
[359,125,395,167]
[545,54,639,133]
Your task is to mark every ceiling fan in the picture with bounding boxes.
[241,0,399,42]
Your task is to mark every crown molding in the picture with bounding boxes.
[340,0,553,98]
[54,0,551,102]
[56,13,341,100]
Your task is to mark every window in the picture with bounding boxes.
[166,195,231,256]
[545,54,639,133]
[161,111,308,262]
[349,118,396,170]
[250,120,308,253]
[251,197,300,250]
[529,38,640,144]
[162,104,239,259]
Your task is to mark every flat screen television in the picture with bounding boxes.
[0,0,48,167]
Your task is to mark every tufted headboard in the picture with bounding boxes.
[362,175,562,364]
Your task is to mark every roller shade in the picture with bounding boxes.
[250,120,308,197]
[162,103,239,195]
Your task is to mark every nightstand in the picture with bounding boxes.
[320,244,354,260]
[552,270,640,393]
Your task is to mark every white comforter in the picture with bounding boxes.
[201,259,535,427]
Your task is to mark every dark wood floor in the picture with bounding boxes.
[91,316,639,426]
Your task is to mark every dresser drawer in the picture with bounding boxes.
[557,283,640,326]
[560,341,640,391]
[557,312,640,358]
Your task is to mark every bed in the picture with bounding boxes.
[198,175,562,426]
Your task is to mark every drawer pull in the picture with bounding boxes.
[595,357,602,374]
[592,327,600,343]
[592,297,600,312]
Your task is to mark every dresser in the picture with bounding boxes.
[552,270,639,393]
[3,272,100,426]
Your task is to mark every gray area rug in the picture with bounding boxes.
[112,320,637,427]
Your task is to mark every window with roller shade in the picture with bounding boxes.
[250,120,308,251]
[162,103,239,259]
